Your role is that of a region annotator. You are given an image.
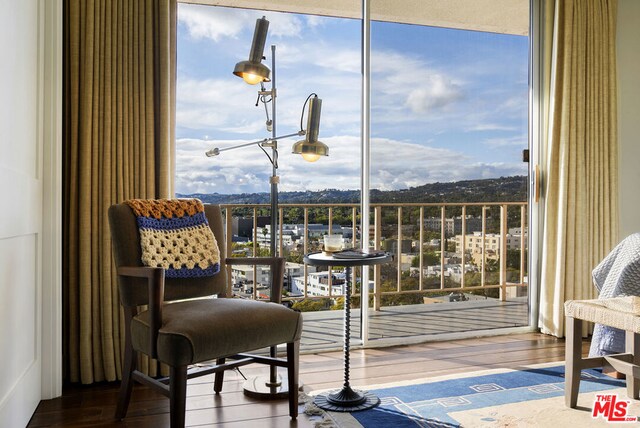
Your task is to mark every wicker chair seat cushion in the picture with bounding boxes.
[132,298,303,366]
[565,297,640,334]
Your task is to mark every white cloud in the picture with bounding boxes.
[174,6,528,196]
[483,135,527,148]
[405,75,463,114]
[305,15,329,28]
[175,135,526,195]
[178,4,303,42]
[178,5,248,41]
[465,123,516,132]
[177,77,270,134]
[369,49,465,121]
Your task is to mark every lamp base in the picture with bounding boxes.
[243,375,301,400]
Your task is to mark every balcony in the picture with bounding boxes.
[221,201,529,352]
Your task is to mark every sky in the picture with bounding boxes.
[175,4,529,195]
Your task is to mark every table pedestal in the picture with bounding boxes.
[313,266,380,412]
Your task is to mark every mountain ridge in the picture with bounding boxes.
[178,176,528,204]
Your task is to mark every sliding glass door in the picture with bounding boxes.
[176,0,534,350]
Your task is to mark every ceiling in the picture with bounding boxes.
[180,0,529,36]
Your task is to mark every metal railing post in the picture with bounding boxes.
[440,206,446,290]
[481,206,487,288]
[500,204,508,301]
[461,206,466,289]
[419,206,424,291]
[225,207,233,296]
[397,206,402,293]
[374,206,382,311]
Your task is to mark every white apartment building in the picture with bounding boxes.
[422,263,478,281]
[291,271,346,297]
[230,264,271,289]
[252,225,297,248]
[454,229,528,264]
[423,215,483,237]
[252,224,345,248]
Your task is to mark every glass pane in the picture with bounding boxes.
[176,4,362,352]
[369,1,530,340]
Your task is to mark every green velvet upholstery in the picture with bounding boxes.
[108,201,302,427]
[132,298,303,366]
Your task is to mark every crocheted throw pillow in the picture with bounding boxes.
[125,199,220,278]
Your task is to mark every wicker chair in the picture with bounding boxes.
[564,297,640,408]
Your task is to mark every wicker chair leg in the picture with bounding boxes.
[565,316,582,408]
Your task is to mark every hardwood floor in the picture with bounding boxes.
[28,333,582,427]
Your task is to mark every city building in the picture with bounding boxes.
[423,215,483,237]
[291,271,346,297]
[454,230,528,264]
[232,215,270,238]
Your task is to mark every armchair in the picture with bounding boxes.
[108,202,302,427]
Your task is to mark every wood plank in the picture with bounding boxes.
[29,332,577,427]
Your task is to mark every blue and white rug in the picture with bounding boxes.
[311,363,640,427]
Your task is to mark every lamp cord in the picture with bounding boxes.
[257,82,273,125]
[258,143,277,169]
[300,93,318,132]
[253,82,276,168]
[251,89,317,169]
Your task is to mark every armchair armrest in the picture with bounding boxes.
[117,266,165,359]
[225,257,285,303]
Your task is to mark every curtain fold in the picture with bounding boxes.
[64,0,176,384]
[539,0,618,337]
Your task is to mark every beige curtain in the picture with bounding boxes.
[64,0,176,384]
[539,0,618,337]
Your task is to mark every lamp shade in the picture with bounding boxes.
[233,17,271,84]
[292,96,328,162]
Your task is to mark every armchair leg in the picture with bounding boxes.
[287,340,300,420]
[214,358,225,393]
[565,316,582,408]
[115,334,136,420]
[170,365,188,428]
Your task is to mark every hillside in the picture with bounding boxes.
[178,176,528,204]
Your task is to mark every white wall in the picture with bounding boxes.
[0,0,62,425]
[0,0,43,425]
[617,0,640,238]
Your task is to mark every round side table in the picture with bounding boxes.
[304,251,392,412]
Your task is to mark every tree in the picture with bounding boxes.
[411,251,440,267]
[485,258,499,272]
[331,296,345,310]
[506,249,527,273]
[291,298,331,312]
[283,247,303,264]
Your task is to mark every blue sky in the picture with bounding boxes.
[175,4,528,195]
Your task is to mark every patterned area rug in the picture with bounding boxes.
[307,363,640,427]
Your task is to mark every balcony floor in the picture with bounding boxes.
[301,297,529,352]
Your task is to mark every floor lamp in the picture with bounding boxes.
[206,16,328,398]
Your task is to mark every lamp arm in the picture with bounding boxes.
[205,131,305,157]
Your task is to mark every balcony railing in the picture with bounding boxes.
[221,202,528,310]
